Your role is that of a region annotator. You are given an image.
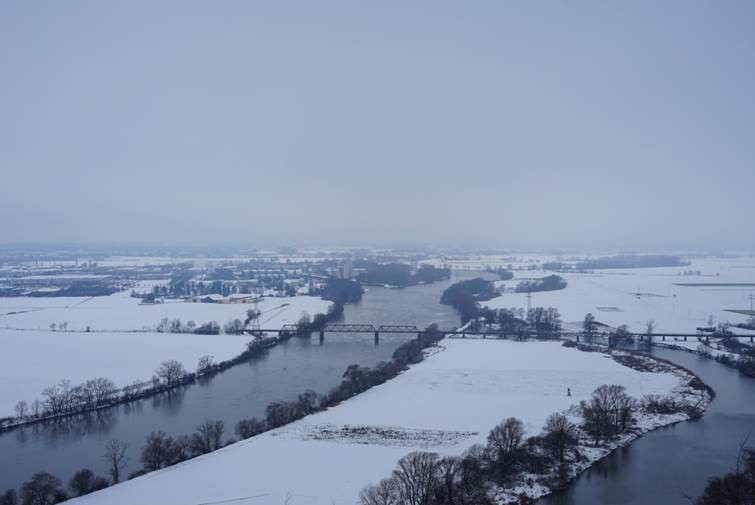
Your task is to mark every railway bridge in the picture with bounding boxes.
[246,324,753,347]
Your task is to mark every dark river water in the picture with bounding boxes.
[2,271,754,504]
[0,271,480,493]
[539,347,755,505]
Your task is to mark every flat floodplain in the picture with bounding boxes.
[65,339,700,505]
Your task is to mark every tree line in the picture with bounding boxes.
[356,263,450,287]
[485,267,514,280]
[0,418,230,505]
[473,306,563,337]
[440,278,499,323]
[515,274,567,293]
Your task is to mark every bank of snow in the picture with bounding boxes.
[68,339,707,505]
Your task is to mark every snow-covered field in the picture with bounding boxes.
[0,294,332,417]
[0,330,250,418]
[0,291,331,332]
[68,339,699,505]
[480,256,755,334]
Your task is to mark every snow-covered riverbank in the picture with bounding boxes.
[0,295,332,418]
[66,339,710,505]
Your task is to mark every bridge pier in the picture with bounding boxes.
[374,331,379,345]
[684,335,688,341]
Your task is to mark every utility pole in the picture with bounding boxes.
[249,295,261,335]
[527,290,532,312]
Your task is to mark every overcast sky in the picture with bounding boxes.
[1,1,754,251]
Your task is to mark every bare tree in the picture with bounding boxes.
[190,420,225,455]
[102,439,128,483]
[0,489,18,505]
[156,317,170,333]
[196,355,215,374]
[296,389,318,415]
[141,431,174,471]
[581,385,637,443]
[30,400,41,418]
[14,400,28,419]
[41,384,64,415]
[433,456,462,504]
[487,417,525,460]
[359,478,398,505]
[68,469,109,497]
[542,413,579,463]
[486,417,525,479]
[223,318,245,335]
[80,378,116,409]
[392,452,439,505]
[235,417,266,439]
[169,318,183,333]
[155,360,187,386]
[169,435,192,464]
[20,472,66,505]
[582,313,596,339]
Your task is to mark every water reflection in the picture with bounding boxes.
[12,409,117,448]
[150,387,186,416]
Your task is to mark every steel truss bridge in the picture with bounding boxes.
[247,324,753,346]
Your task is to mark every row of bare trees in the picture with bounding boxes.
[0,418,229,504]
[136,420,226,475]
[6,357,205,428]
[0,439,127,505]
[12,377,117,422]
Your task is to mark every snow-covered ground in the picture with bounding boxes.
[0,292,331,332]
[67,339,700,505]
[0,294,332,417]
[480,256,755,334]
[0,330,250,418]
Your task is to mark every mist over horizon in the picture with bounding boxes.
[2,1,755,251]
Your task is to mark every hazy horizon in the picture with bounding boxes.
[2,1,754,250]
